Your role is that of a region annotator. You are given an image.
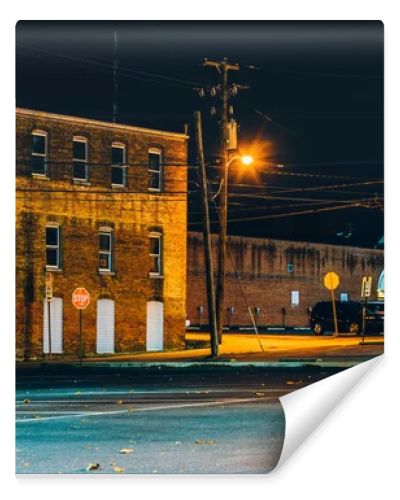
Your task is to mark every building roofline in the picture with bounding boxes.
[188,231,384,253]
[16,108,189,141]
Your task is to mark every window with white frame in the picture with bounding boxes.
[31,130,48,176]
[99,228,113,272]
[149,232,163,276]
[148,148,163,191]
[291,290,300,307]
[73,136,88,181]
[46,224,61,269]
[111,143,126,186]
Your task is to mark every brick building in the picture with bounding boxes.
[187,232,384,328]
[16,108,188,359]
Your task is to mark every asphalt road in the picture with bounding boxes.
[16,366,344,474]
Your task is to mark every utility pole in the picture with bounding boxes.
[194,111,219,357]
[203,58,239,343]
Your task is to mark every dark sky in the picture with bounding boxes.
[16,21,384,248]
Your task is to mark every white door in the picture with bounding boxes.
[97,299,115,353]
[146,301,164,351]
[43,298,63,354]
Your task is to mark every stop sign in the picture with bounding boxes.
[72,287,91,310]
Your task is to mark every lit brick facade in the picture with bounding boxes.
[187,232,384,327]
[16,108,188,359]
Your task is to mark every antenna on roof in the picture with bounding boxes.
[112,31,118,123]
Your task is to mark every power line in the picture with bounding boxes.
[16,187,192,195]
[189,199,365,217]
[189,201,378,226]
[17,43,204,89]
[227,192,382,204]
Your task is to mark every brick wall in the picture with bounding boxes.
[16,109,188,359]
[187,232,384,327]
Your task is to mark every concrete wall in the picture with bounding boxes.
[187,232,384,327]
[16,109,188,359]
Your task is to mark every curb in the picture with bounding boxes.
[16,357,378,371]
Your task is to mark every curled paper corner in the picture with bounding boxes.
[275,355,383,471]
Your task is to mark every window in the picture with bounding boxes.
[340,293,349,302]
[73,137,88,181]
[31,130,48,176]
[46,225,60,269]
[99,229,113,272]
[148,148,163,191]
[291,290,300,307]
[149,232,163,276]
[111,143,126,186]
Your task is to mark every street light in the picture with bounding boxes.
[226,154,253,168]
[215,152,254,344]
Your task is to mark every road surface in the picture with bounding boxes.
[16,366,343,474]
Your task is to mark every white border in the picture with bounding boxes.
[3,3,398,499]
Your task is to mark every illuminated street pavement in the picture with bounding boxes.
[15,367,343,474]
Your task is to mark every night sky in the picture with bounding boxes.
[16,21,384,248]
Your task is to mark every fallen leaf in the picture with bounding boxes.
[195,439,215,445]
[86,463,100,471]
[255,392,265,397]
[116,400,124,405]
[286,380,303,385]
[119,448,134,454]
[113,465,125,473]
[23,399,30,404]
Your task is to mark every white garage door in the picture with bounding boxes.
[146,301,164,351]
[97,299,115,354]
[43,298,63,354]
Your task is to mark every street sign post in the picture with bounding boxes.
[324,272,340,336]
[72,288,90,364]
[361,276,373,343]
[45,272,54,357]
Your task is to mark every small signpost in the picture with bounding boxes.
[361,276,373,343]
[324,272,340,336]
[45,272,54,358]
[72,287,90,364]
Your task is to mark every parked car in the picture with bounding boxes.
[309,301,384,335]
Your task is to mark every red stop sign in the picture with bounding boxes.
[72,287,91,310]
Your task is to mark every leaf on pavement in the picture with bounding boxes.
[255,392,265,396]
[113,465,125,473]
[195,439,216,445]
[23,399,30,404]
[116,400,124,405]
[86,463,100,471]
[119,448,134,454]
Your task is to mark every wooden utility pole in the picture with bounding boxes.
[203,58,239,343]
[194,111,219,357]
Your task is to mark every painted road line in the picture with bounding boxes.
[15,391,292,405]
[16,396,278,423]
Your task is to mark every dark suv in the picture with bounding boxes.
[309,301,384,335]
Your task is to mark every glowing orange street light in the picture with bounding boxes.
[226,154,254,168]
[240,155,253,166]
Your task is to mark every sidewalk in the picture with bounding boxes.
[17,333,384,369]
